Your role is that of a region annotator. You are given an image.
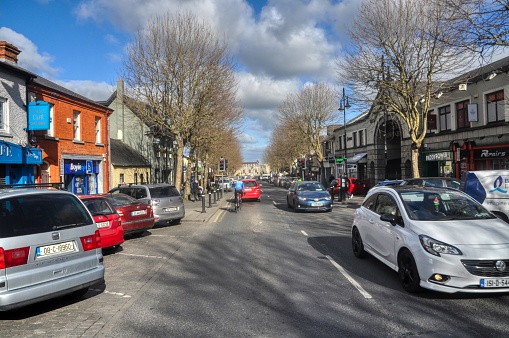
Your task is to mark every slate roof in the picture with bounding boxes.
[0,59,37,78]
[110,138,150,167]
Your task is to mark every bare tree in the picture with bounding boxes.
[264,120,307,173]
[441,0,509,56]
[337,0,476,177]
[277,82,339,166]
[121,11,239,190]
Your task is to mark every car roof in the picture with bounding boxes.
[122,183,176,188]
[78,194,108,200]
[370,185,460,194]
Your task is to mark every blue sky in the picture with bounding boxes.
[0,0,363,162]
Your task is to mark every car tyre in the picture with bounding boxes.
[352,227,366,258]
[398,249,422,293]
[287,197,292,209]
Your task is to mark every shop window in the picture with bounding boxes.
[456,100,469,129]
[438,105,451,132]
[0,97,8,133]
[486,90,505,123]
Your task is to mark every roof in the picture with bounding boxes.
[31,76,112,111]
[110,138,150,167]
[0,59,37,79]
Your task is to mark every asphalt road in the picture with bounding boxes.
[1,184,509,337]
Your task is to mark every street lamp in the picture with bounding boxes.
[338,87,351,177]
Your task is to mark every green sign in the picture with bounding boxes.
[336,157,344,163]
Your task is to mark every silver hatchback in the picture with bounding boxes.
[0,188,104,311]
[109,184,185,224]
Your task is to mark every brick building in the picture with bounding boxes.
[29,76,113,194]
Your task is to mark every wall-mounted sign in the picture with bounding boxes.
[27,101,50,130]
[467,103,478,122]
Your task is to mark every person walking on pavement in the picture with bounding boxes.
[328,174,335,200]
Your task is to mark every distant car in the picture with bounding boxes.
[352,185,509,293]
[287,180,332,212]
[108,184,185,225]
[102,193,155,236]
[241,179,261,201]
[401,177,461,190]
[0,188,104,311]
[79,195,124,249]
[217,176,231,192]
[375,179,405,187]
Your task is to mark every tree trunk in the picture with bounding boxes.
[411,147,421,178]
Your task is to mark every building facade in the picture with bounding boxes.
[323,56,509,188]
[0,41,43,185]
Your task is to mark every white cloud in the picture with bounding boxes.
[54,79,115,101]
[0,27,60,78]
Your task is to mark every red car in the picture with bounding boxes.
[79,195,124,249]
[241,179,261,201]
[102,193,155,236]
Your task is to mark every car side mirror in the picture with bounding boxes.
[380,213,403,227]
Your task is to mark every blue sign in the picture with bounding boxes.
[0,141,42,165]
[86,160,93,174]
[27,101,50,130]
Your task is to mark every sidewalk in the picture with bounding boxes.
[181,190,232,223]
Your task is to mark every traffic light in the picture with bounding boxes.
[336,157,344,163]
[218,158,225,171]
[225,159,229,169]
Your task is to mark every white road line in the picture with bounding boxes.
[90,289,132,298]
[325,255,372,299]
[301,230,309,236]
[118,253,167,259]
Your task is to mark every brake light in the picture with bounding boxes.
[80,230,102,251]
[0,247,30,269]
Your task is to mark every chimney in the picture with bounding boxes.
[0,41,21,64]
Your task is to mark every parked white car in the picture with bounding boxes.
[352,185,509,293]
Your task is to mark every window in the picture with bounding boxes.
[95,117,101,143]
[353,131,357,147]
[119,173,124,185]
[0,97,8,133]
[47,104,54,137]
[359,130,364,146]
[438,105,451,132]
[456,100,469,129]
[73,111,81,140]
[487,90,505,123]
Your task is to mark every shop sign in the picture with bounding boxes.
[424,151,452,162]
[27,101,50,130]
[65,160,98,174]
[474,147,508,159]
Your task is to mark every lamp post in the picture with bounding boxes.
[338,87,351,176]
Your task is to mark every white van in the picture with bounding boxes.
[462,170,509,223]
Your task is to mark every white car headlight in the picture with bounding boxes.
[419,235,462,256]
[297,196,307,201]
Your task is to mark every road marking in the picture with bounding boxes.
[301,230,308,236]
[91,289,132,298]
[325,255,372,299]
[118,253,167,259]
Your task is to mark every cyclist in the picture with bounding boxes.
[233,179,245,210]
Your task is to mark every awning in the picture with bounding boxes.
[347,152,367,164]
[0,141,42,165]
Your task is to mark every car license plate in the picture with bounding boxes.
[96,221,109,228]
[164,207,177,212]
[480,278,509,288]
[36,241,77,258]
[131,210,147,216]
[311,202,322,207]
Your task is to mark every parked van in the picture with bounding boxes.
[462,170,509,223]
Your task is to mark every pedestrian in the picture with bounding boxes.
[343,173,352,199]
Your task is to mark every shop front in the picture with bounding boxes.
[0,140,42,185]
[456,143,509,178]
[63,158,101,195]
[422,149,454,177]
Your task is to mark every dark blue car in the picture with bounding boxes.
[286,181,332,212]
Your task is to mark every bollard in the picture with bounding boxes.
[201,193,206,213]
[220,188,223,199]
[208,192,212,208]
[213,190,217,204]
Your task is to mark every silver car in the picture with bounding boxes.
[0,188,104,311]
[109,184,185,224]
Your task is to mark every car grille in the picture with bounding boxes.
[461,260,509,277]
